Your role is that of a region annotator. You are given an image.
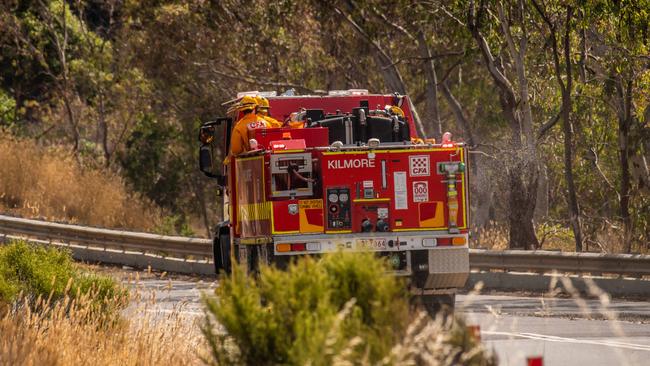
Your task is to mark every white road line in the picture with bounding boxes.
[145,309,204,316]
[483,330,650,352]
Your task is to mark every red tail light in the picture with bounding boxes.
[291,243,306,251]
[436,238,451,246]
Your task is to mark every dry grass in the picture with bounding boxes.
[0,137,162,231]
[472,221,649,254]
[475,222,575,251]
[472,222,509,250]
[1,284,204,366]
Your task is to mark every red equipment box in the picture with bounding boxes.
[252,127,329,150]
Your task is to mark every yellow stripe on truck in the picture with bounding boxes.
[239,201,271,222]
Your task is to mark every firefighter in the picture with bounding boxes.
[256,96,283,128]
[228,95,272,157]
[386,105,405,118]
[285,109,307,128]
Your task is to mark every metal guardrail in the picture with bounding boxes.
[470,249,650,276]
[1,214,650,277]
[0,214,212,258]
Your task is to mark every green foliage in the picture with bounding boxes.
[0,89,16,125]
[0,0,648,247]
[118,113,184,209]
[0,240,126,312]
[155,214,195,236]
[202,252,409,365]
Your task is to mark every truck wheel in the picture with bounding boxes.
[416,293,455,318]
[237,244,257,275]
[212,225,231,275]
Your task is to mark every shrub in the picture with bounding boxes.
[0,240,127,316]
[202,252,406,365]
[201,252,496,365]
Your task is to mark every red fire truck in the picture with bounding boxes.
[199,90,470,313]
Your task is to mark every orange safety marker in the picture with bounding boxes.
[467,325,481,341]
[526,356,543,366]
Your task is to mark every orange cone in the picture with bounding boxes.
[467,325,481,341]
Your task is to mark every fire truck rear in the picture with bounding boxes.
[199,90,470,313]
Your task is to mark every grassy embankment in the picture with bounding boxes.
[0,240,201,365]
[0,137,162,231]
[1,241,496,365]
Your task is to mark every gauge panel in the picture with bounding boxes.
[326,187,351,230]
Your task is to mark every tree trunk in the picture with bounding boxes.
[417,31,442,141]
[560,10,583,251]
[98,92,110,167]
[617,78,633,253]
[509,168,540,250]
[191,176,212,238]
[61,90,80,153]
[534,2,582,251]
[468,0,540,250]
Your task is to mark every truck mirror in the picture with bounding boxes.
[198,118,232,184]
[199,125,216,144]
[199,145,216,176]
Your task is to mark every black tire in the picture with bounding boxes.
[212,223,231,275]
[237,244,255,275]
[416,293,456,318]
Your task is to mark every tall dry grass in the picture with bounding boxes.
[0,137,162,231]
[0,290,204,366]
[472,220,645,253]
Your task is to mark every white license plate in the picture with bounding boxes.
[356,238,387,250]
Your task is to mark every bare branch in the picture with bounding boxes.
[381,51,466,70]
[203,64,316,95]
[537,108,562,139]
[437,58,464,85]
[441,81,476,147]
[368,7,416,42]
[468,0,516,102]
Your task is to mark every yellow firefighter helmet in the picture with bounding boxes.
[256,96,271,116]
[237,95,258,112]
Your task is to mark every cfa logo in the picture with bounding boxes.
[327,159,376,169]
[409,155,430,176]
[247,121,266,129]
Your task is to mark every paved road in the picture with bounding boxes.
[459,293,650,365]
[125,276,650,366]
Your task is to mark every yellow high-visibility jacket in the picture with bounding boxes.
[261,115,284,128]
[229,113,273,157]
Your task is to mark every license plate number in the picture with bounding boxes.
[356,239,387,250]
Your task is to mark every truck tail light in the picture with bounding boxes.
[436,238,451,246]
[433,237,466,246]
[291,243,306,252]
[276,243,307,252]
[452,237,466,246]
[276,244,291,252]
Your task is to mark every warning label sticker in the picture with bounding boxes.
[412,181,429,202]
[409,155,430,176]
[300,199,323,209]
[393,171,408,210]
